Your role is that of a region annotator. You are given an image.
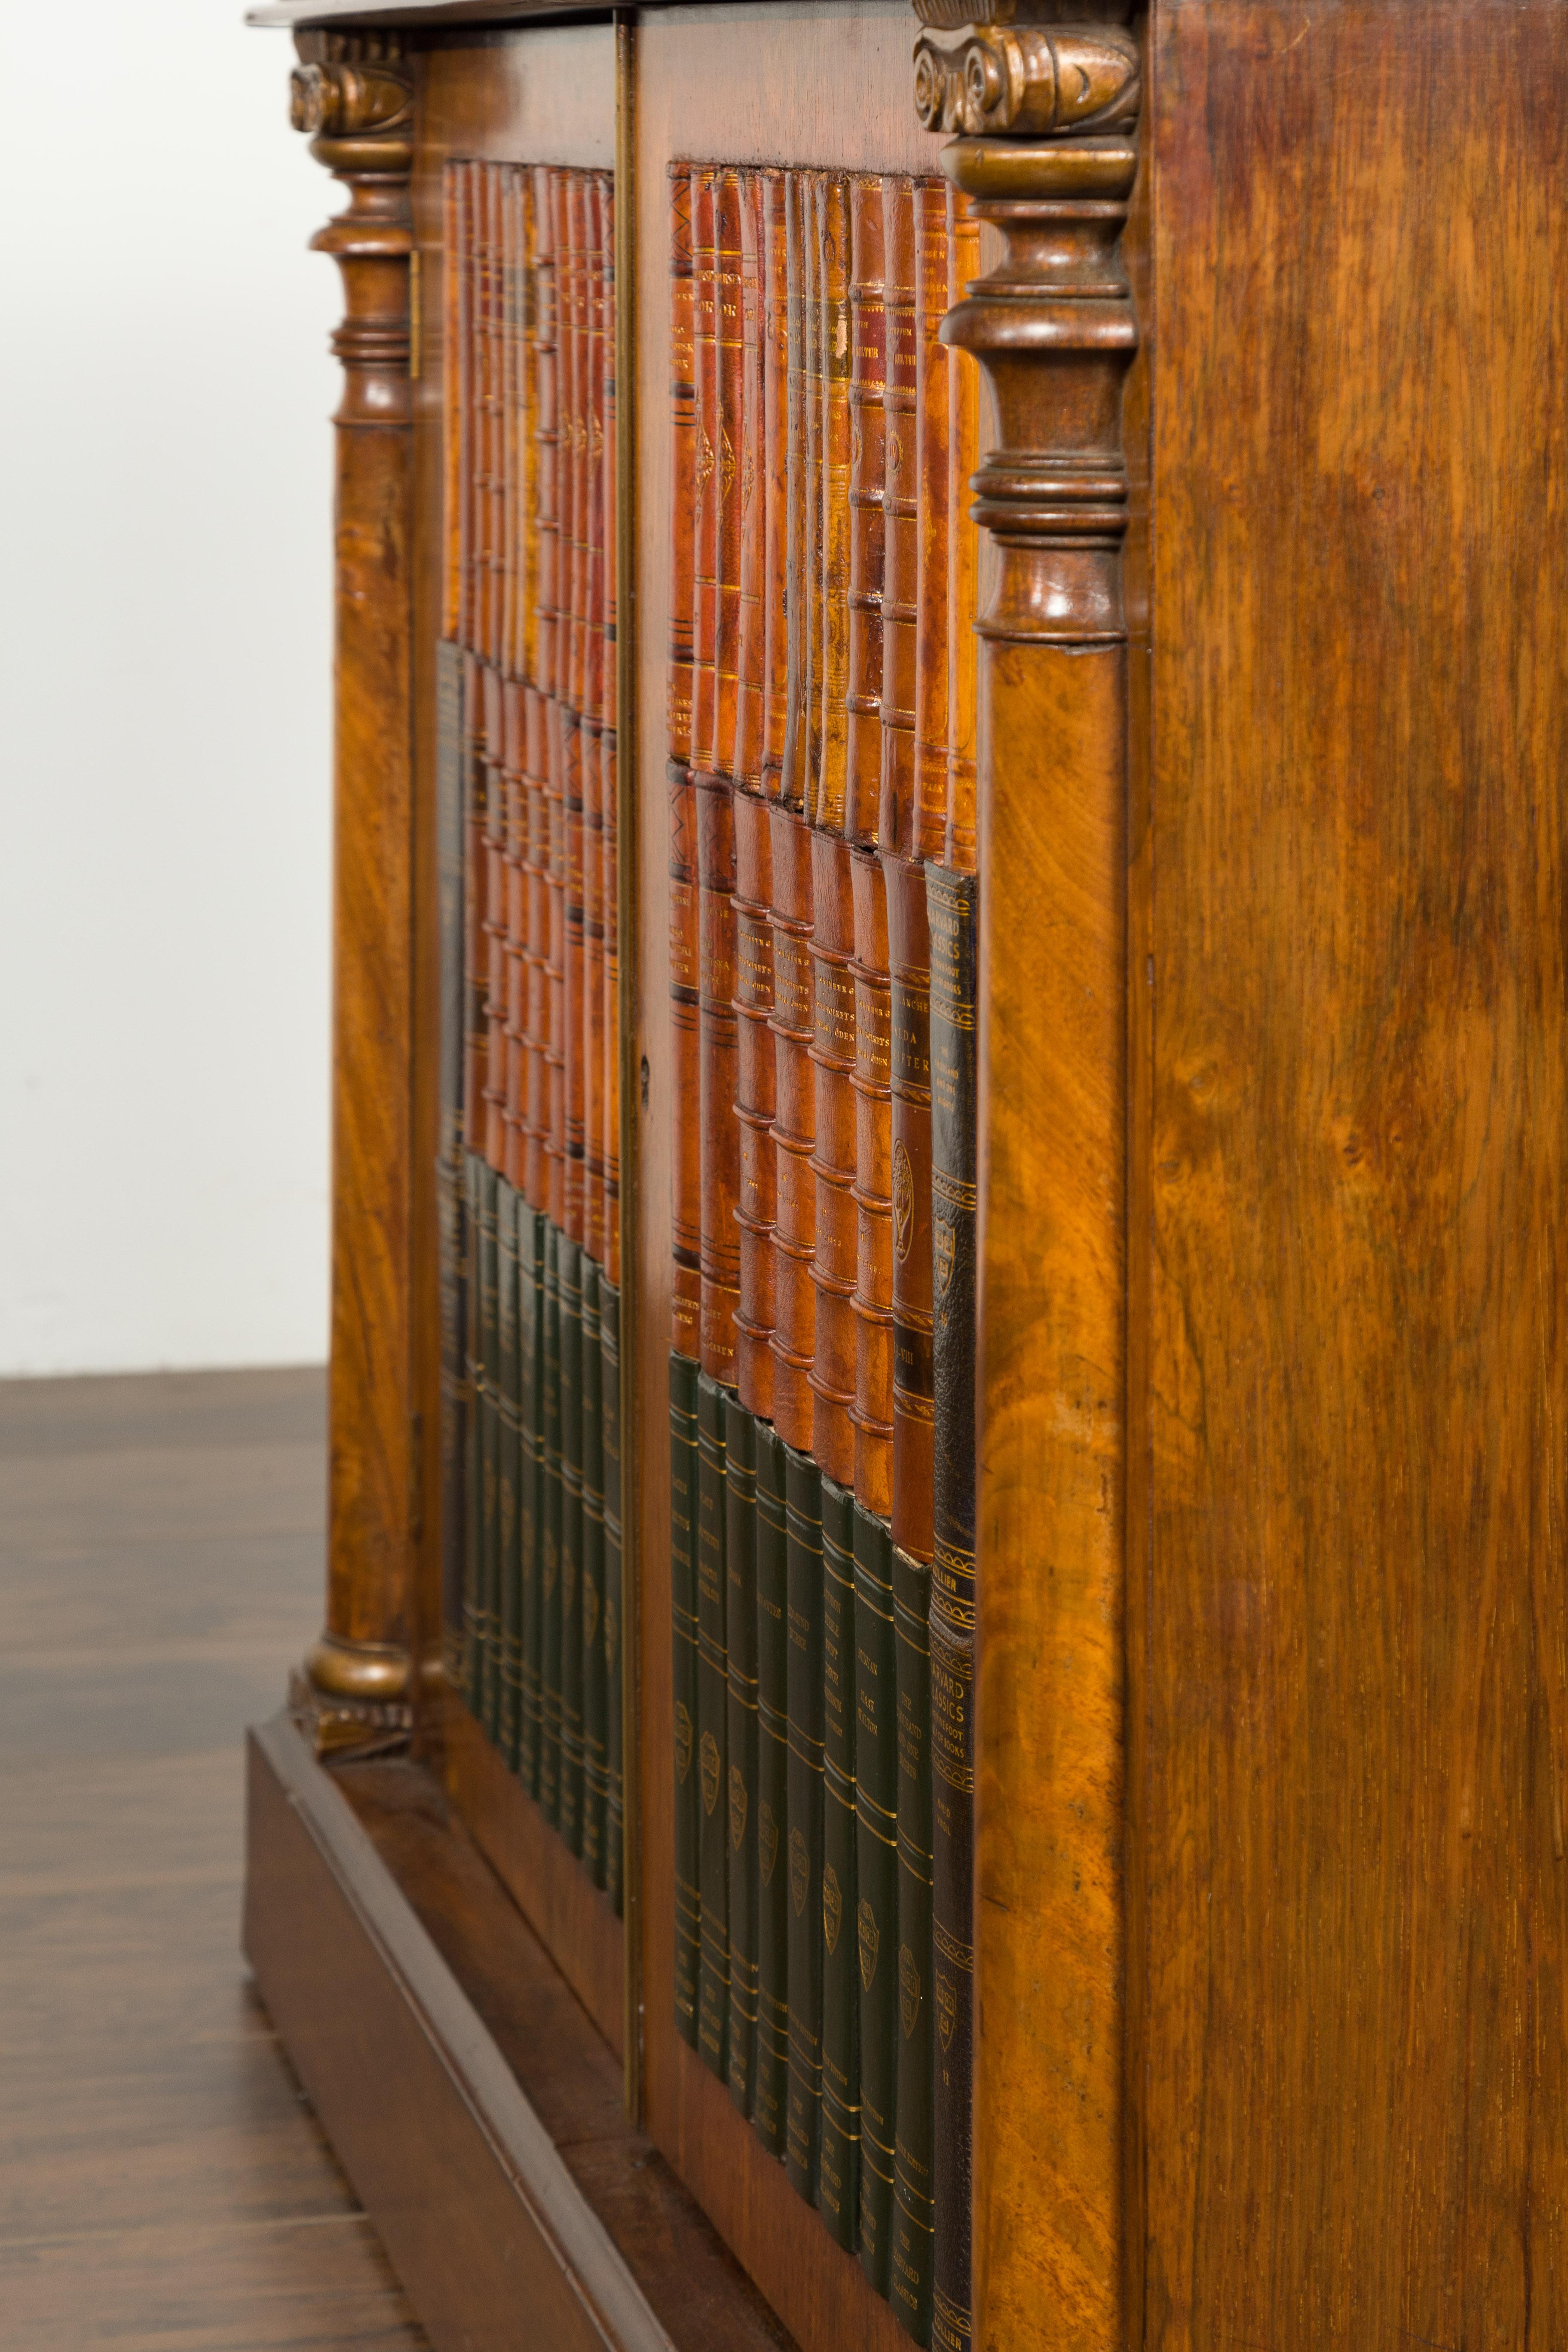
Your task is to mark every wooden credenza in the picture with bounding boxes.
[242,4,1568,2348]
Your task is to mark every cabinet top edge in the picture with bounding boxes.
[246,0,832,28]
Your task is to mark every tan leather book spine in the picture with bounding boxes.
[481,164,501,671]
[879,178,917,858]
[524,683,551,1212]
[697,772,740,1384]
[561,171,586,1244]
[884,852,934,1562]
[800,171,824,812]
[443,160,466,644]
[767,805,816,1447]
[815,172,852,836]
[503,677,528,1192]
[732,787,776,1417]
[845,175,886,847]
[850,848,893,1516]
[668,163,696,774]
[583,172,608,1268]
[945,183,980,881]
[601,172,620,1286]
[463,651,489,1151]
[533,165,559,710]
[778,171,807,808]
[470,164,489,664]
[669,166,701,1357]
[760,168,790,797]
[690,166,720,783]
[500,165,518,695]
[808,829,858,1487]
[913,176,951,865]
[518,168,539,693]
[733,171,766,792]
[714,168,744,787]
[483,662,508,1172]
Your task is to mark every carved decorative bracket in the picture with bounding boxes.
[291,41,415,425]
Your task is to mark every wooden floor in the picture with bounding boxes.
[0,1367,428,2351]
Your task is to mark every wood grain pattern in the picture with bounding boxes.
[441,1684,625,2054]
[292,50,421,1732]
[1140,7,1568,2347]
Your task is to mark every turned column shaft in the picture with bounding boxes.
[916,21,1139,2349]
[293,52,417,1718]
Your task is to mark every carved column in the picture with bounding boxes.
[914,17,1137,2349]
[289,39,418,1753]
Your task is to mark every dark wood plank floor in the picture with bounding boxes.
[0,1367,429,2351]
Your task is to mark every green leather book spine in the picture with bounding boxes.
[926,864,977,2352]
[695,1372,731,2082]
[496,1181,523,1770]
[477,1158,502,1742]
[671,1351,701,2045]
[891,1542,934,2344]
[436,640,468,1684]
[518,1200,545,1797]
[580,1258,607,1886]
[820,1473,861,2248]
[753,1420,791,2156]
[600,1280,624,1914]
[724,1392,759,2117]
[854,1503,898,2294]
[540,1220,564,1825]
[784,1443,824,2205]
[462,1152,485,1706]
[559,1234,585,1856]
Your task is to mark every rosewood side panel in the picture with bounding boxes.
[1140,4,1568,2348]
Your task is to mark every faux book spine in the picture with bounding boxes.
[927,864,977,2352]
[601,1281,624,1913]
[725,1393,760,2115]
[854,1502,898,2295]
[695,1373,731,2081]
[784,1444,824,2205]
[819,1475,860,2251]
[671,1352,701,2046]
[753,1421,791,2155]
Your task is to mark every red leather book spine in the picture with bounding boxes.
[733,172,766,792]
[443,159,466,645]
[850,849,893,1517]
[583,172,608,1268]
[879,178,917,858]
[884,852,934,1562]
[815,172,851,836]
[500,163,519,698]
[845,175,886,846]
[564,172,588,1242]
[697,772,740,1386]
[732,785,776,1418]
[691,167,719,790]
[483,661,508,1172]
[533,164,559,715]
[481,163,502,672]
[669,166,702,1359]
[913,176,951,866]
[503,677,528,1192]
[778,170,807,808]
[767,804,816,1450]
[760,168,790,798]
[808,828,858,1488]
[544,178,568,1228]
[945,183,980,881]
[799,171,824,812]
[714,168,744,787]
[463,649,489,1151]
[600,172,620,1286]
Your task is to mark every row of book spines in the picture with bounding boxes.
[665,159,978,871]
[671,1355,937,2345]
[466,1152,624,1914]
[671,779,938,1557]
[444,159,617,720]
[465,649,621,1280]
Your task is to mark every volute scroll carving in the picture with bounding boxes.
[290,36,415,424]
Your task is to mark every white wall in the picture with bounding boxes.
[0,0,340,1372]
